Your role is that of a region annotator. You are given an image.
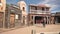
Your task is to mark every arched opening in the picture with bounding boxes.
[23,7,25,11]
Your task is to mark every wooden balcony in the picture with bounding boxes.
[29,9,50,14]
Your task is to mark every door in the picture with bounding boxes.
[10,14,15,28]
[0,13,3,28]
[35,16,43,24]
[57,17,60,23]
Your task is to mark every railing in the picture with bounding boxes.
[30,9,50,14]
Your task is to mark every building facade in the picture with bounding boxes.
[0,0,6,28]
[28,4,51,25]
[17,1,27,25]
[55,12,60,24]
[51,12,60,24]
[50,13,55,24]
[5,4,22,28]
[0,1,27,28]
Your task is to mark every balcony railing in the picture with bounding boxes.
[29,9,50,14]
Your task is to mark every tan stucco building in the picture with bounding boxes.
[0,0,27,28]
[0,0,6,12]
[17,1,27,25]
[0,0,6,28]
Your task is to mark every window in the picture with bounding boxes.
[46,7,49,11]
[15,15,18,19]
[35,7,37,10]
[11,10,15,12]
[32,16,33,19]
[15,14,21,20]
[31,6,35,10]
[42,7,44,11]
[18,14,21,20]
[31,6,37,10]
[23,7,25,11]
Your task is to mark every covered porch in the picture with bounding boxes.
[29,14,51,25]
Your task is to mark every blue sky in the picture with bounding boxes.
[6,0,60,13]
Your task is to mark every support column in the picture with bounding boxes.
[8,9,10,28]
[55,17,58,24]
[48,17,51,24]
[25,16,27,25]
[47,16,49,24]
[3,11,5,28]
[44,7,46,14]
[33,16,35,25]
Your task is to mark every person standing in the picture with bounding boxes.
[41,18,46,27]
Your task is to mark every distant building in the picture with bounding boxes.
[51,13,55,24]
[51,12,60,24]
[55,12,60,24]
[17,1,27,25]
[0,0,6,28]
[28,4,51,25]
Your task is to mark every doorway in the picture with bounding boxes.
[35,16,43,24]
[10,14,15,28]
[57,17,60,23]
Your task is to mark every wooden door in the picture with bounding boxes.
[10,14,15,28]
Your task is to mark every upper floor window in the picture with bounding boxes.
[32,16,33,19]
[15,15,18,19]
[31,6,35,10]
[46,7,49,11]
[42,7,45,11]
[35,7,37,10]
[31,6,37,10]
[15,14,21,20]
[18,14,21,20]
[37,7,41,10]
[23,7,25,11]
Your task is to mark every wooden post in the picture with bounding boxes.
[33,16,35,25]
[31,29,36,34]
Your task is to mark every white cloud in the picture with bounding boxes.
[38,0,60,13]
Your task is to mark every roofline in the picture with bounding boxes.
[29,4,51,8]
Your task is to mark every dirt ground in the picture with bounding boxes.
[0,24,60,34]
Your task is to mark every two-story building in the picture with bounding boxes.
[28,4,51,25]
[0,1,27,28]
[5,4,22,28]
[0,0,6,28]
[17,1,27,25]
